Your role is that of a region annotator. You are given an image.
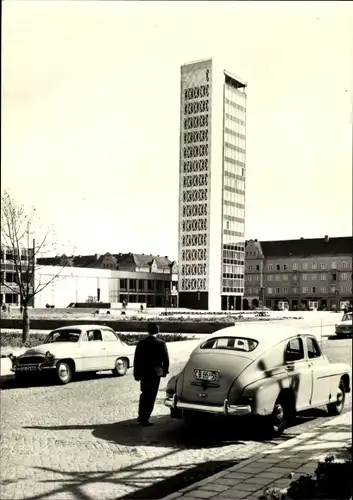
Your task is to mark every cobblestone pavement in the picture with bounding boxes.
[0,334,351,500]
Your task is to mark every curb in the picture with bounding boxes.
[160,411,352,500]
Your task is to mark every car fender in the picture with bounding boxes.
[241,373,291,416]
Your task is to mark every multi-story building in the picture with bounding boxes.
[0,246,35,306]
[178,58,247,311]
[244,236,353,310]
[36,253,178,308]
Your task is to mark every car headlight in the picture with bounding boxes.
[45,351,55,366]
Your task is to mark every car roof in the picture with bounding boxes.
[52,325,115,332]
[198,324,313,352]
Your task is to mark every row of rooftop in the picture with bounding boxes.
[31,236,353,271]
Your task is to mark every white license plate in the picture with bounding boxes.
[16,365,39,372]
[194,369,220,382]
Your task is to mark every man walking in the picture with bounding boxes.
[133,323,170,426]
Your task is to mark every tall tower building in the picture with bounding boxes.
[178,58,247,311]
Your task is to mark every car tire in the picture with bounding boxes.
[327,380,346,416]
[15,373,28,386]
[56,361,73,385]
[265,395,295,437]
[112,358,128,377]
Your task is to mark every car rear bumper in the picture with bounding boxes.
[165,395,252,416]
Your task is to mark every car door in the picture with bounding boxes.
[306,336,331,406]
[101,328,124,369]
[81,330,107,371]
[284,337,312,411]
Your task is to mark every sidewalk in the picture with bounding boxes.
[161,411,352,500]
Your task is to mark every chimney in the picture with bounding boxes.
[324,235,329,243]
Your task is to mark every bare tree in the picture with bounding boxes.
[1,191,66,344]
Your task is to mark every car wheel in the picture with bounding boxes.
[266,395,295,437]
[327,380,346,416]
[112,358,128,377]
[56,361,73,385]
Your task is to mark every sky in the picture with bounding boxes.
[2,1,353,260]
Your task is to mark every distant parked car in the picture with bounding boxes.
[10,325,134,385]
[335,312,353,337]
[165,324,351,437]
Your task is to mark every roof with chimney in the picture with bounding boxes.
[246,236,353,258]
[37,252,176,270]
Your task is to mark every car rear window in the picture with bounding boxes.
[200,336,258,352]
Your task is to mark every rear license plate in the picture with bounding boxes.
[194,369,220,382]
[16,365,40,372]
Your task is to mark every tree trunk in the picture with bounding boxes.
[22,304,30,345]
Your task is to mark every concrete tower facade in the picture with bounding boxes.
[178,58,247,311]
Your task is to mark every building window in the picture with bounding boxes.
[129,279,136,290]
[293,263,298,270]
[248,265,253,271]
[275,287,280,294]
[248,287,252,294]
[312,287,316,293]
[341,273,348,281]
[268,264,273,271]
[303,274,308,281]
[331,261,337,269]
[283,264,287,270]
[311,274,317,281]
[276,265,280,270]
[120,279,127,289]
[247,275,252,282]
[320,287,326,293]
[275,275,280,281]
[292,287,298,293]
[303,263,308,270]
[256,265,260,271]
[311,263,317,270]
[302,287,308,293]
[268,275,273,281]
[330,286,336,293]
[341,285,351,293]
[267,287,273,294]
[283,287,288,294]
[320,263,327,270]
[332,273,337,281]
[147,280,153,291]
[283,274,288,281]
[342,261,348,269]
[320,274,326,281]
[138,279,145,290]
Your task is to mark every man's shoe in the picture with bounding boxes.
[137,419,154,427]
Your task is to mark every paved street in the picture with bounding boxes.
[0,318,351,500]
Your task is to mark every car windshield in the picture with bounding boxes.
[45,330,81,343]
[200,336,258,352]
[342,313,352,322]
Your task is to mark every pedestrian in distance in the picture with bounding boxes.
[133,322,169,427]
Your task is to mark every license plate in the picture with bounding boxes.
[16,365,39,372]
[194,369,220,382]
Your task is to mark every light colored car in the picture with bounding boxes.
[165,324,351,436]
[335,312,352,337]
[10,325,135,385]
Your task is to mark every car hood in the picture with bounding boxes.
[178,351,252,406]
[21,343,79,357]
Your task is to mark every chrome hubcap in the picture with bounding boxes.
[336,388,344,407]
[58,364,69,381]
[116,360,125,373]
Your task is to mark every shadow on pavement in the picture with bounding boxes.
[17,422,352,500]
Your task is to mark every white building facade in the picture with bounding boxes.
[178,58,247,311]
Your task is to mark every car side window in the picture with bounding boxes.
[87,330,103,342]
[102,329,119,343]
[285,338,304,363]
[307,337,321,359]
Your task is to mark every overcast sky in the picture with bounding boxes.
[2,1,352,259]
